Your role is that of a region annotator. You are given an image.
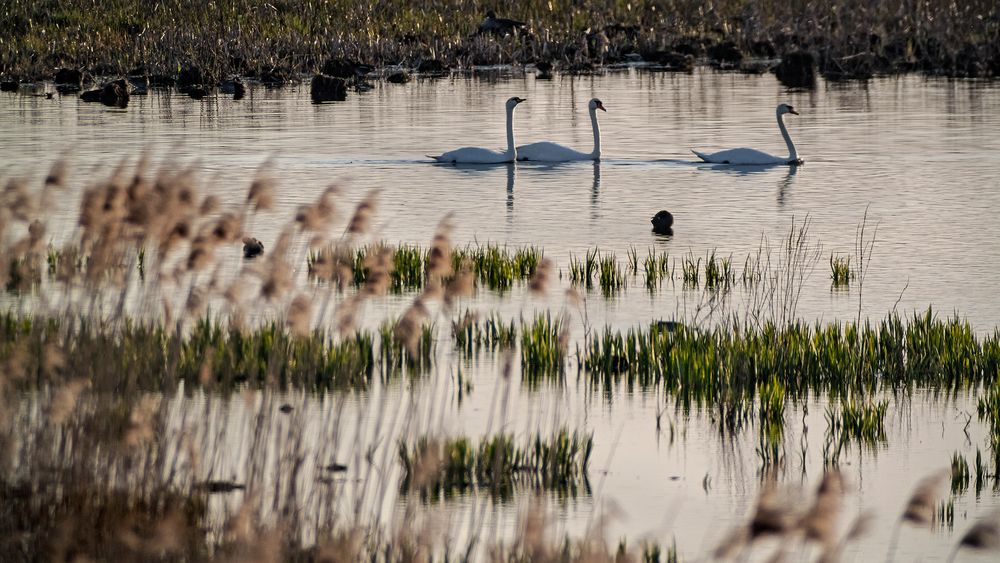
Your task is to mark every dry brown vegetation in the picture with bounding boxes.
[1,0,998,85]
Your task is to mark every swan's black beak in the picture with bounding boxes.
[516,97,526,104]
[596,101,606,112]
[788,107,799,115]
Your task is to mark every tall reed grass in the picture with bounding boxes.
[2,0,997,81]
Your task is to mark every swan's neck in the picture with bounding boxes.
[777,111,797,162]
[589,107,602,159]
[505,105,516,158]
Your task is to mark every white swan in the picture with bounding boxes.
[693,103,802,165]
[517,98,606,162]
[429,97,526,164]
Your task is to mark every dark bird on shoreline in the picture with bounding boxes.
[479,11,526,36]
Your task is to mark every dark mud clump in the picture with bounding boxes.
[311,75,347,103]
[774,51,817,89]
[80,79,129,108]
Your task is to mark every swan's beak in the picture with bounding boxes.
[596,102,606,112]
[516,97,526,104]
[788,108,799,115]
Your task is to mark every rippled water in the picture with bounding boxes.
[4,69,1000,560]
[4,70,1000,326]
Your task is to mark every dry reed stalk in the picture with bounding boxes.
[312,528,365,563]
[528,257,552,295]
[287,294,313,336]
[259,229,294,301]
[44,158,68,189]
[335,294,363,334]
[886,469,950,562]
[123,394,162,447]
[345,189,378,236]
[247,165,277,213]
[395,297,429,356]
[425,215,454,287]
[803,471,845,551]
[46,379,90,426]
[296,185,340,233]
[956,513,1000,549]
[901,470,949,526]
[444,263,475,307]
[361,247,393,296]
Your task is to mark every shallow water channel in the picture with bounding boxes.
[3,68,1000,561]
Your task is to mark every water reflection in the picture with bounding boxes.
[778,164,799,205]
[506,163,515,217]
[591,161,601,214]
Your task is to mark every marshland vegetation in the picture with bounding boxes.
[4,74,1000,560]
[2,0,999,88]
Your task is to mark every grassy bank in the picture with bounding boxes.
[1,0,998,84]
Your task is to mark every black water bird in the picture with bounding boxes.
[651,210,674,235]
[243,237,264,259]
[479,11,526,36]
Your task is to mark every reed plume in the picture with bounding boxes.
[345,189,378,236]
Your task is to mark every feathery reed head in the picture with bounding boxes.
[346,189,378,235]
[901,470,949,526]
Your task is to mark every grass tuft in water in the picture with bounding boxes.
[569,248,599,290]
[521,312,567,383]
[824,398,888,456]
[452,310,517,356]
[830,253,854,287]
[598,252,627,297]
[681,254,701,286]
[643,248,673,292]
[379,318,434,376]
[398,428,592,499]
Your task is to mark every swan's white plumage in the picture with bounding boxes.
[693,103,802,165]
[692,148,788,165]
[430,146,513,164]
[430,97,525,164]
[517,98,605,162]
[517,142,592,162]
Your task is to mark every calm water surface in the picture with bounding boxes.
[3,69,1000,561]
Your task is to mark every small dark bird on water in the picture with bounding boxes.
[651,210,674,235]
[479,10,526,36]
[243,237,264,258]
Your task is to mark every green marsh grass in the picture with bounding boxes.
[398,428,592,498]
[569,248,599,289]
[0,313,377,391]
[830,253,854,287]
[643,248,673,292]
[379,318,435,376]
[584,309,1000,403]
[704,251,734,290]
[310,241,540,293]
[452,310,517,356]
[626,245,639,275]
[453,242,541,292]
[598,252,627,297]
[521,312,567,383]
[824,398,888,462]
[951,452,971,494]
[681,255,701,286]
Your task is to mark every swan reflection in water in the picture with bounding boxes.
[514,160,603,219]
[696,161,799,205]
[437,160,602,222]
